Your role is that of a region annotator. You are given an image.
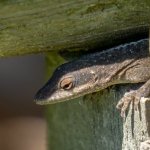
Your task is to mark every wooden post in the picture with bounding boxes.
[0,0,149,57]
[122,98,150,150]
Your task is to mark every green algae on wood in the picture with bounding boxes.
[0,0,150,57]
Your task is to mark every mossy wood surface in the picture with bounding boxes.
[46,90,123,150]
[0,0,150,57]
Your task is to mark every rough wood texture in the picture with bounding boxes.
[46,54,150,150]
[46,87,123,150]
[122,98,150,150]
[0,0,150,57]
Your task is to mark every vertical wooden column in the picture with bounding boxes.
[122,98,150,150]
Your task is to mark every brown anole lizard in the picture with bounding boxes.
[35,38,150,117]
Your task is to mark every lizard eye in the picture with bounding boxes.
[59,76,74,90]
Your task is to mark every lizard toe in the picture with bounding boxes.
[116,91,135,117]
[134,96,140,110]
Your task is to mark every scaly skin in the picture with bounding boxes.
[35,38,150,116]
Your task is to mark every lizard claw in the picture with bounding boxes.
[116,91,140,117]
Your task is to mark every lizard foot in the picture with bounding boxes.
[116,91,140,117]
[140,140,150,150]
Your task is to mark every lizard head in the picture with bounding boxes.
[34,62,98,105]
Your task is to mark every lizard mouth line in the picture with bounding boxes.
[35,94,80,105]
[34,87,97,105]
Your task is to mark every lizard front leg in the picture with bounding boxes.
[116,64,150,117]
[116,79,150,117]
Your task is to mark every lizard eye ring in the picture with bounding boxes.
[59,76,74,90]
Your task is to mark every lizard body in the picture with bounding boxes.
[35,38,150,115]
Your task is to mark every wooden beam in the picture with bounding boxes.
[0,0,149,57]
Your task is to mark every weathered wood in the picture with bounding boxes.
[122,98,150,150]
[46,87,123,150]
[0,0,150,57]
